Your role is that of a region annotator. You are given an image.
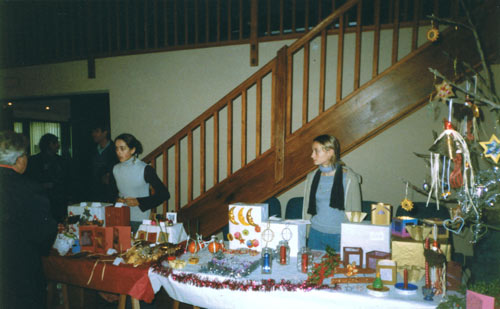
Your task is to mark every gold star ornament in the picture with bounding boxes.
[434,81,455,102]
[400,198,414,211]
[479,134,500,164]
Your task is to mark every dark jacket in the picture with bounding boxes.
[0,167,57,308]
[89,142,118,202]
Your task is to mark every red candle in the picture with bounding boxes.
[280,245,287,264]
[425,261,430,288]
[301,253,309,273]
[425,237,430,250]
[404,268,408,289]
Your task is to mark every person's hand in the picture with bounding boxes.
[116,198,126,204]
[124,197,139,207]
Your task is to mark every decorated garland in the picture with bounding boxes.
[152,263,339,292]
[306,246,340,286]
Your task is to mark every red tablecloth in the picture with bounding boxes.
[42,255,155,303]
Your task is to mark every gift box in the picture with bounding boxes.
[340,222,391,267]
[228,203,269,251]
[391,216,418,238]
[113,226,131,253]
[262,219,307,257]
[422,218,450,240]
[79,225,97,252]
[94,226,113,254]
[391,237,451,268]
[343,247,363,267]
[371,203,392,225]
[376,259,397,285]
[366,250,391,271]
[105,206,131,227]
[135,220,188,244]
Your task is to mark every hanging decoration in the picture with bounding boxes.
[479,134,500,164]
[400,182,414,211]
[434,81,455,103]
[426,21,440,42]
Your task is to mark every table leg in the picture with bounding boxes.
[61,283,69,309]
[46,281,55,308]
[172,300,179,309]
[118,294,126,309]
[131,297,140,309]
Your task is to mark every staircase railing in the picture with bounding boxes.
[141,0,488,235]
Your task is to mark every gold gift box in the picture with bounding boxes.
[391,237,451,268]
[371,203,392,225]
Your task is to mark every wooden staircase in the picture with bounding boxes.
[142,0,499,237]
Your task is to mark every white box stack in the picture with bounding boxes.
[340,221,391,267]
[262,218,308,257]
[228,203,268,251]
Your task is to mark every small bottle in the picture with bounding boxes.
[261,247,273,274]
[297,247,312,273]
[277,240,290,265]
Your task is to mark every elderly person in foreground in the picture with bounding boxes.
[0,131,57,309]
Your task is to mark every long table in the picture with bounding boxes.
[43,254,155,308]
[148,250,447,309]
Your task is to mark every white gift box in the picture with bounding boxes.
[67,202,112,236]
[228,203,269,251]
[340,221,391,267]
[262,218,308,257]
[135,221,188,244]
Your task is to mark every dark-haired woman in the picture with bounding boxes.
[113,133,170,220]
[302,134,362,252]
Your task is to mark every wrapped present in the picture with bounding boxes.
[94,227,113,254]
[113,226,131,253]
[371,203,392,225]
[105,205,130,226]
[79,225,97,252]
[340,222,391,267]
[228,203,268,251]
[261,218,308,257]
[135,220,188,244]
[391,237,451,268]
[391,216,418,238]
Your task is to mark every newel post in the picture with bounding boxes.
[273,46,288,184]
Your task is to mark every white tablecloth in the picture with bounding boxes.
[149,249,447,309]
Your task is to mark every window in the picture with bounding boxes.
[29,121,61,155]
[14,122,23,133]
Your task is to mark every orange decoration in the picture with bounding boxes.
[208,241,222,253]
[188,240,201,254]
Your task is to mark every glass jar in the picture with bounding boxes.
[261,247,273,274]
[297,247,312,273]
[277,240,290,265]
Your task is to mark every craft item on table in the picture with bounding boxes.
[135,220,171,244]
[376,259,397,285]
[186,234,204,256]
[277,240,290,265]
[335,266,375,275]
[405,225,433,241]
[200,254,260,278]
[479,134,500,164]
[79,225,97,252]
[345,261,358,277]
[207,235,223,254]
[391,216,418,238]
[344,211,367,223]
[397,265,425,283]
[340,222,391,267]
[228,203,268,250]
[366,251,391,271]
[331,277,374,284]
[123,240,181,267]
[112,226,131,253]
[72,239,81,254]
[53,232,76,256]
[424,237,447,296]
[94,226,113,254]
[298,247,314,275]
[166,212,177,225]
[260,247,274,274]
[263,218,307,256]
[370,203,392,225]
[306,246,339,285]
[68,202,111,237]
[422,218,449,240]
[168,259,187,269]
[400,182,414,211]
[342,247,363,267]
[392,237,451,269]
[466,290,496,309]
[395,268,418,295]
[105,204,130,227]
[367,272,390,296]
[188,257,199,264]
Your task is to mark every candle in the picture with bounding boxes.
[301,252,309,273]
[433,224,438,241]
[280,245,287,264]
[425,237,430,250]
[425,261,430,288]
[404,268,408,289]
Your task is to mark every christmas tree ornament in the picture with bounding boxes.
[400,182,414,211]
[434,81,455,103]
[427,21,439,42]
[479,134,500,164]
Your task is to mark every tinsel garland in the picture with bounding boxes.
[152,263,339,292]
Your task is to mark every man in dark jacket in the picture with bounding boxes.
[0,131,57,308]
[89,124,118,202]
